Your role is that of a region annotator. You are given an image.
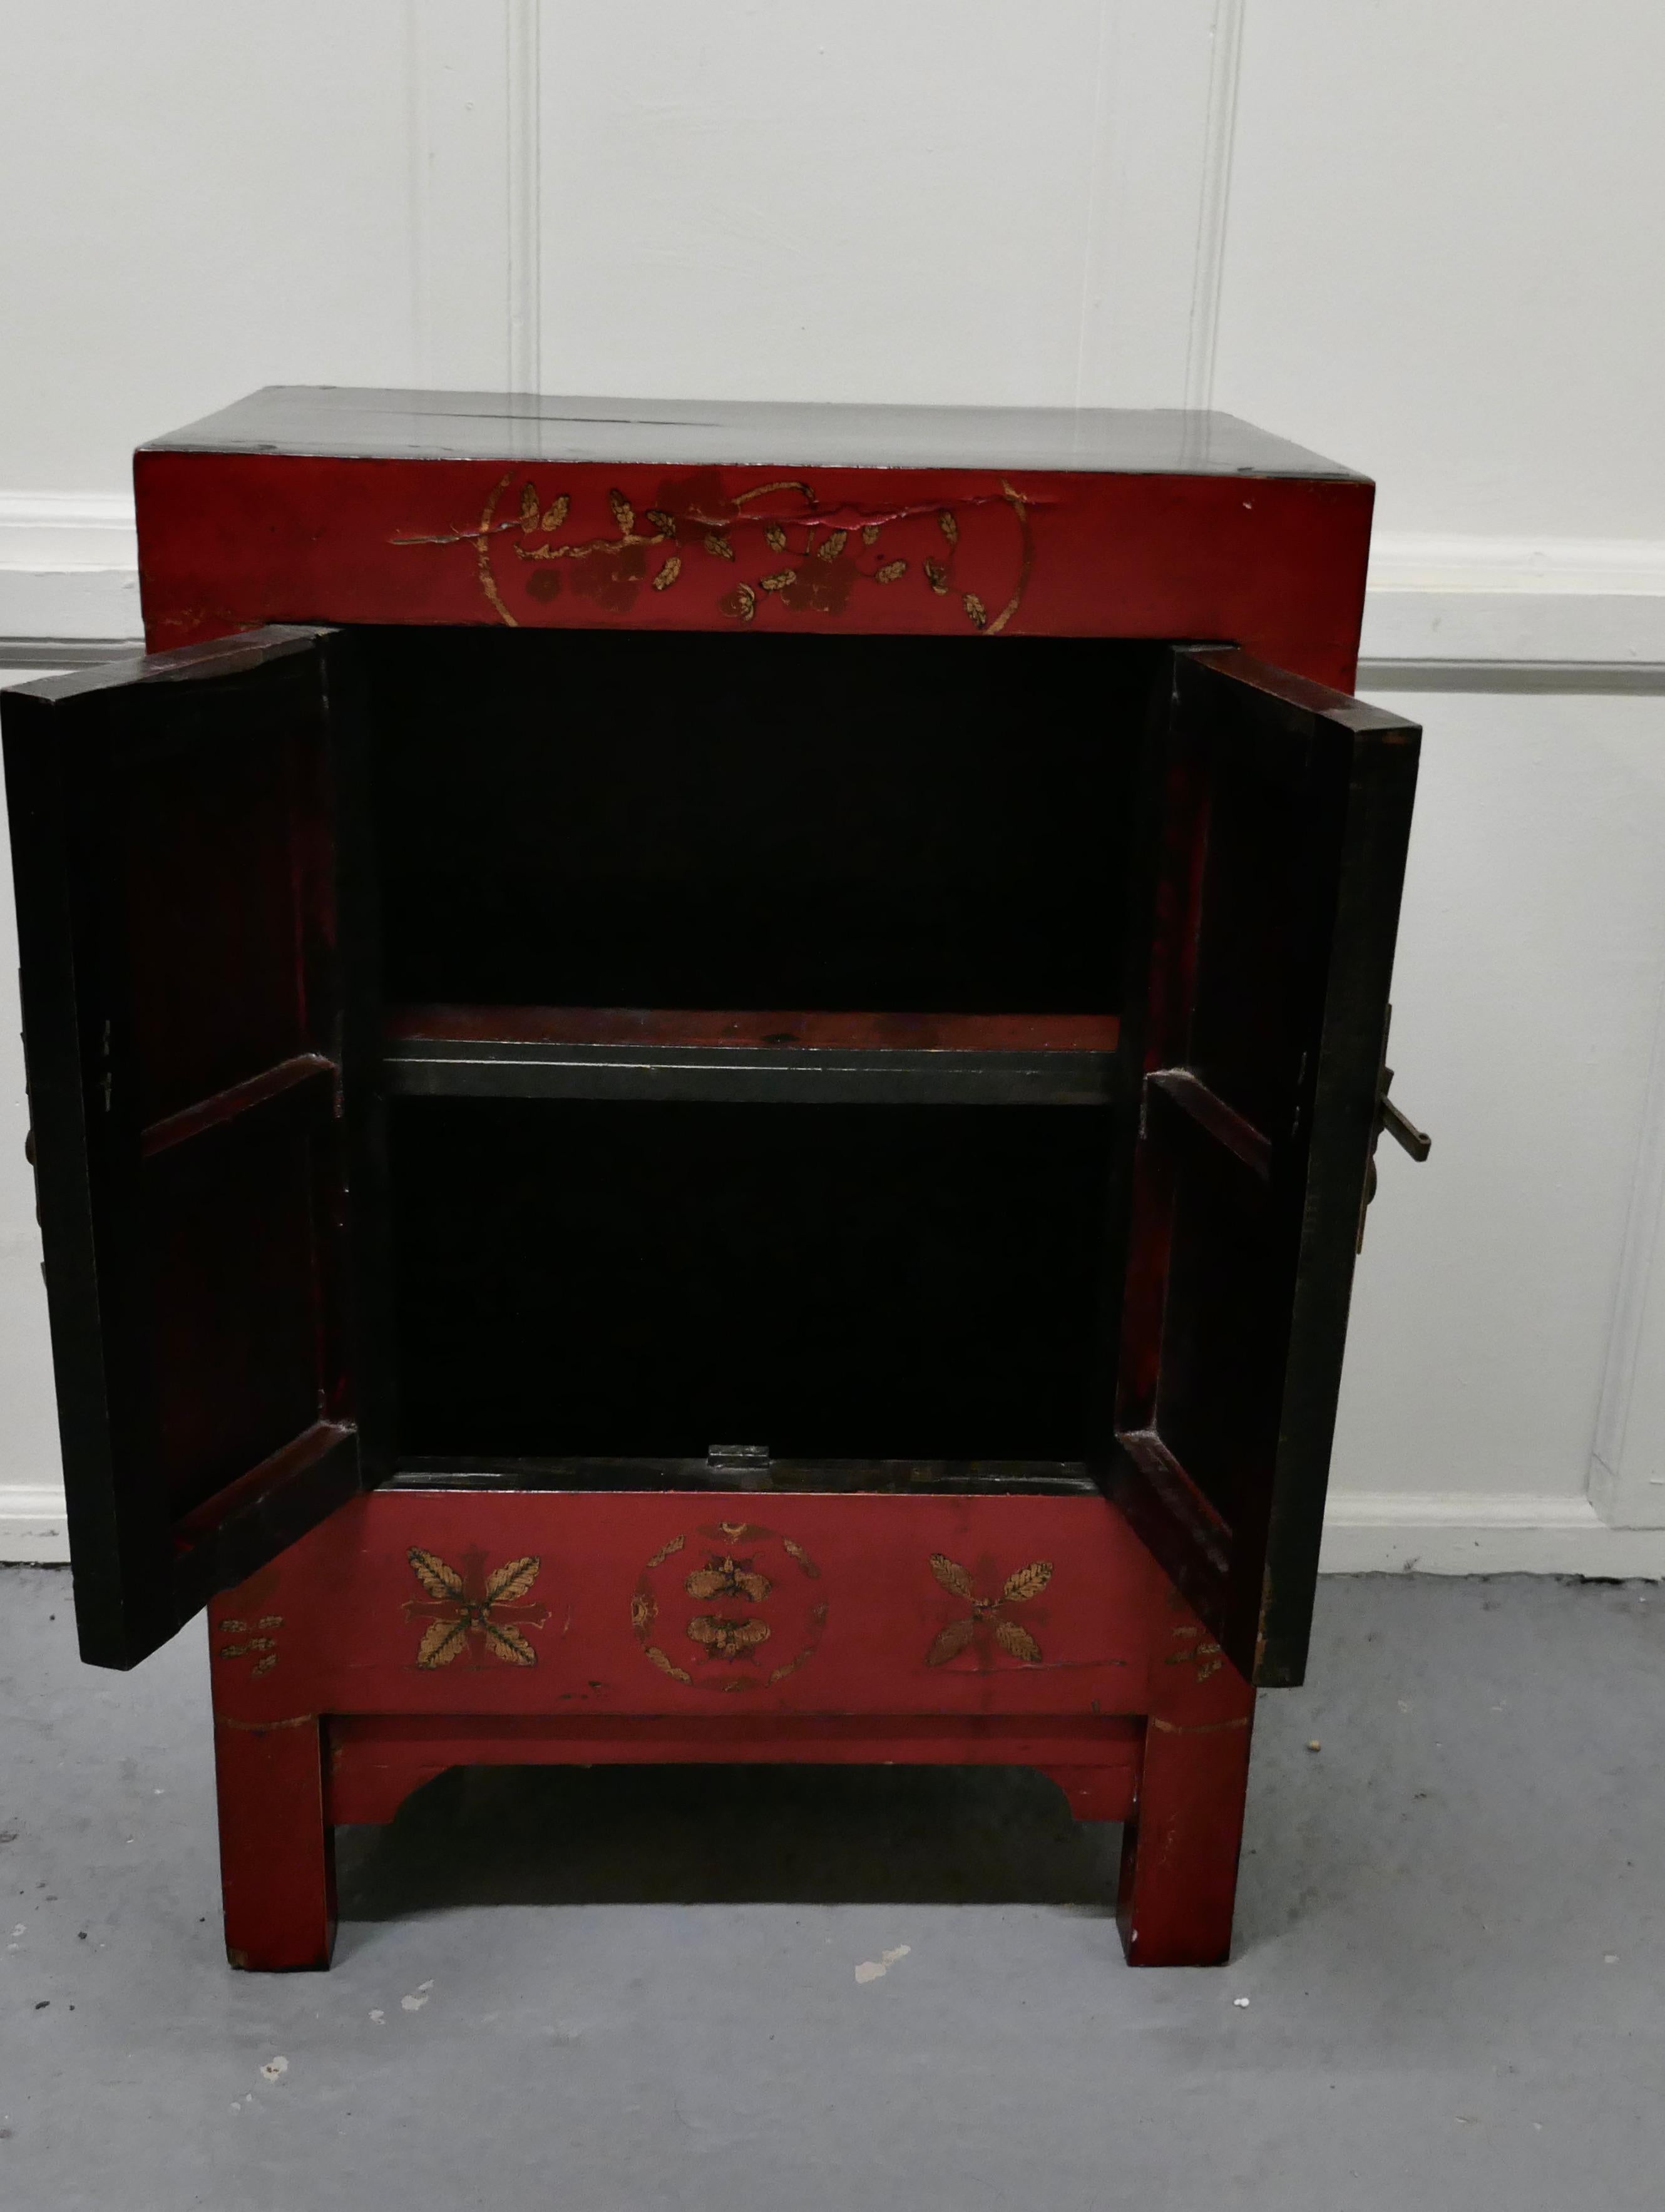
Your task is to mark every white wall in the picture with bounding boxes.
[1,2,1662,1570]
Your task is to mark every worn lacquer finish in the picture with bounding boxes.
[45,388,1400,1978]
[135,391,1373,688]
[208,1488,1254,1969]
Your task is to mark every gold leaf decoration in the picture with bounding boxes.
[407,1548,465,1602]
[923,1552,1051,1667]
[1001,1560,1053,1605]
[759,570,796,592]
[540,493,570,532]
[930,1553,976,1598]
[653,553,682,590]
[483,1618,538,1666]
[644,1535,685,1570]
[861,523,880,545]
[406,1545,548,1669]
[874,559,907,584]
[633,1524,826,1688]
[993,1618,1042,1664]
[415,1616,467,1668]
[705,531,734,560]
[645,508,676,537]
[923,557,948,595]
[687,1615,771,1659]
[216,1612,283,1677]
[963,591,988,630]
[938,510,959,545]
[926,1617,976,1667]
[685,1557,772,1603]
[484,1555,541,1607]
[765,522,787,553]
[519,483,540,534]
[608,488,634,533]
[818,529,847,562]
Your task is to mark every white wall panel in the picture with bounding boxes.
[1332,689,1665,1500]
[1214,0,1665,539]
[535,2,1105,405]
[0,3,422,491]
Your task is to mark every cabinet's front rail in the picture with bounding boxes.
[382,1005,1122,1106]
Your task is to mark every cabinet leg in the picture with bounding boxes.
[1117,1712,1253,1967]
[213,1717,336,1971]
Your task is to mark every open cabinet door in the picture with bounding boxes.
[1110,647,1420,1687]
[4,627,384,1668]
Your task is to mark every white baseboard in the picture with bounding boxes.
[3,1480,1664,1575]
[3,500,1664,664]
[1319,1491,1665,1577]
[0,1486,68,1565]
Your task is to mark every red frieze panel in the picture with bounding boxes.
[136,450,1371,688]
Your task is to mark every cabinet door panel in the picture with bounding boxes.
[1109,647,1420,1685]
[3,628,381,1667]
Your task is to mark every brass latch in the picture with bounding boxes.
[1357,1007,1430,1253]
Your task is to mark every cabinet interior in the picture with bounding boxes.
[357,626,1160,1473]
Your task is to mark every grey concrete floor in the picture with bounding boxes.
[1,1570,1662,2210]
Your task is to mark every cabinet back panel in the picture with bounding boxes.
[362,629,1155,1014]
[390,1098,1119,1461]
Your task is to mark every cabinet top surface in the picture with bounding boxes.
[141,385,1366,481]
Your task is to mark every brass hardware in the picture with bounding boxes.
[1357,1007,1431,1253]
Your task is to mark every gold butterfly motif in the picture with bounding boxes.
[686,1615,772,1662]
[684,1553,772,1605]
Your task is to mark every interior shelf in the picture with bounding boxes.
[382,1004,1122,1106]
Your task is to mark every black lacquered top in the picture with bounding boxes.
[144,385,1363,481]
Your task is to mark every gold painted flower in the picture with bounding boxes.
[925,1554,1052,1666]
[404,1545,549,1668]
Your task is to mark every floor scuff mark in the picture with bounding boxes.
[854,1945,911,1985]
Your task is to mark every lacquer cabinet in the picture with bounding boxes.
[2,388,1424,1967]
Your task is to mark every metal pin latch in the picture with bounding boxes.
[1357,1007,1431,1253]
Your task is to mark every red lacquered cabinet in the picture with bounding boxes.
[3,388,1425,1968]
